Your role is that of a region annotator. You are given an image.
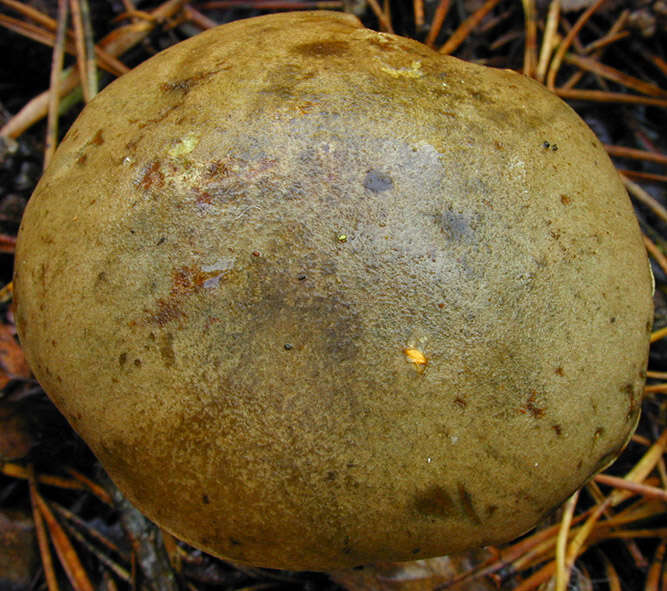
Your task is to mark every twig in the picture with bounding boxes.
[623,175,667,224]
[2,461,88,490]
[45,0,69,170]
[521,0,537,77]
[425,0,451,48]
[563,53,667,97]
[555,490,580,591]
[53,506,132,582]
[105,477,180,591]
[66,467,114,505]
[0,12,128,77]
[645,540,666,591]
[617,170,667,184]
[438,0,502,55]
[605,145,667,166]
[183,5,218,29]
[536,0,560,83]
[583,30,629,54]
[52,502,129,559]
[34,490,95,591]
[28,466,60,591]
[546,0,606,90]
[555,88,667,108]
[413,0,424,31]
[561,8,628,90]
[0,0,186,139]
[644,235,667,278]
[594,473,667,502]
[79,0,98,100]
[367,0,393,33]
[649,326,667,345]
[69,0,91,102]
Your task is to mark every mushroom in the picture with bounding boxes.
[14,10,653,571]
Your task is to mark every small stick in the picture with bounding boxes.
[554,88,667,108]
[645,382,667,393]
[555,490,580,591]
[69,0,91,102]
[617,170,667,184]
[536,0,560,83]
[2,461,87,490]
[649,327,667,345]
[183,5,218,29]
[644,235,667,278]
[0,0,186,139]
[521,0,537,77]
[28,467,60,591]
[79,0,98,100]
[367,0,394,33]
[439,0,502,55]
[563,53,667,97]
[605,145,667,166]
[561,8,628,90]
[583,30,629,54]
[34,491,96,591]
[425,0,451,48]
[546,0,607,90]
[623,175,667,224]
[414,0,425,31]
[0,0,60,30]
[45,0,69,169]
[644,539,666,591]
[594,473,667,502]
[66,467,114,505]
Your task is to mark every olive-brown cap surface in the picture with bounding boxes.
[14,10,653,571]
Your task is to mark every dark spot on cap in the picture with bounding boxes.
[458,483,481,525]
[363,169,393,193]
[91,129,104,146]
[560,194,571,205]
[294,40,350,57]
[284,343,293,350]
[119,352,127,366]
[202,494,210,504]
[414,485,455,518]
[552,424,563,436]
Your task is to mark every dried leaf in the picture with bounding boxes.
[0,324,30,386]
[0,509,39,590]
[0,400,34,460]
[330,551,494,591]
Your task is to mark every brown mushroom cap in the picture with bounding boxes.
[14,11,652,571]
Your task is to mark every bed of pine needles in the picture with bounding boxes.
[0,1,665,590]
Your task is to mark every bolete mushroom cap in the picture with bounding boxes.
[14,11,653,571]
